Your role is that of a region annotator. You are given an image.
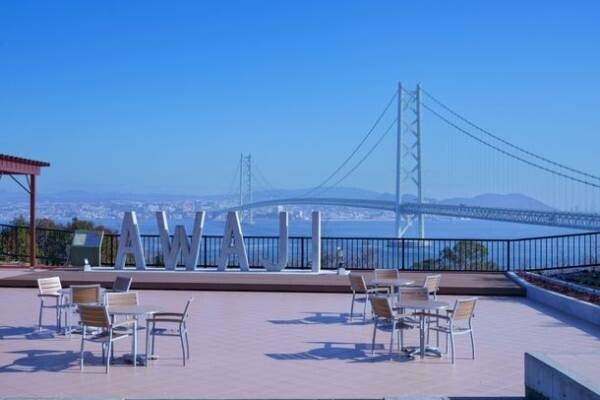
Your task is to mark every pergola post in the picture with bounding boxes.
[29,174,36,267]
[0,154,49,268]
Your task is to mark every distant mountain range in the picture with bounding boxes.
[0,187,554,211]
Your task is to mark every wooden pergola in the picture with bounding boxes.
[0,154,50,267]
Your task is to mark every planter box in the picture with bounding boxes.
[525,352,600,400]
[507,272,600,326]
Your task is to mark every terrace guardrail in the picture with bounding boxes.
[1,223,599,271]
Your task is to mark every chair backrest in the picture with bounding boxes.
[423,274,442,294]
[451,298,477,322]
[348,273,368,293]
[78,305,110,328]
[182,298,194,320]
[71,285,101,305]
[399,287,429,302]
[112,276,132,292]
[37,277,62,295]
[105,291,138,307]
[369,296,394,319]
[374,269,398,280]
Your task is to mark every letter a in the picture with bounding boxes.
[218,211,249,271]
[115,211,146,270]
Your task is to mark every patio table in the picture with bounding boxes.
[107,304,162,366]
[394,299,449,359]
[370,278,414,297]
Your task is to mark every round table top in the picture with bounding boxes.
[371,278,415,287]
[58,286,105,294]
[107,305,162,316]
[395,299,449,310]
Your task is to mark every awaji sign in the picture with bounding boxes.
[114,210,322,272]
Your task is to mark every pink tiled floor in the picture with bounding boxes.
[0,287,598,398]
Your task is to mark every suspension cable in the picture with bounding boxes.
[422,102,600,189]
[421,87,600,182]
[312,118,397,196]
[302,90,398,197]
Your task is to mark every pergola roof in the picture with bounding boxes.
[0,154,50,175]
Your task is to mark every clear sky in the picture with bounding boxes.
[1,1,599,203]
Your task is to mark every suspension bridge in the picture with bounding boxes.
[223,83,600,237]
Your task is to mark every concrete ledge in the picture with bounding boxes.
[508,272,600,326]
[525,352,600,400]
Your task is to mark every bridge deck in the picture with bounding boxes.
[0,268,524,296]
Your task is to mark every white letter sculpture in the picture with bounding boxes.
[218,211,249,271]
[115,211,146,270]
[312,211,321,273]
[156,211,205,271]
[264,211,289,272]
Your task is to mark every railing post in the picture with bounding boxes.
[506,239,511,271]
[203,236,208,268]
[401,238,405,270]
[300,237,305,269]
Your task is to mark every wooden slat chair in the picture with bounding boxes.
[78,305,137,373]
[374,269,399,280]
[105,291,140,330]
[105,291,138,307]
[425,297,477,364]
[369,296,415,360]
[348,273,389,321]
[423,274,442,299]
[65,285,102,334]
[110,276,133,292]
[36,277,63,331]
[146,298,193,366]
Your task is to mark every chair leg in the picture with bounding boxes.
[389,322,395,360]
[470,330,475,360]
[106,341,112,374]
[38,300,44,331]
[362,295,367,321]
[184,322,190,360]
[179,326,186,366]
[371,319,378,356]
[350,293,355,321]
[79,335,85,370]
[450,333,455,364]
[396,324,401,352]
[151,322,156,356]
[445,332,449,354]
[102,343,106,365]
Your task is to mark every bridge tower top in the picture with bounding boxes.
[395,83,424,238]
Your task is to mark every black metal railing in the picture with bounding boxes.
[1,223,599,271]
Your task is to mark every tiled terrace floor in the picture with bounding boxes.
[0,286,599,399]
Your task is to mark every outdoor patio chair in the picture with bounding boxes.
[423,274,442,299]
[36,276,63,331]
[424,297,477,364]
[110,276,132,292]
[374,268,399,280]
[146,298,193,366]
[105,291,140,328]
[369,296,415,360]
[65,284,102,334]
[105,291,138,307]
[348,273,389,321]
[78,304,137,374]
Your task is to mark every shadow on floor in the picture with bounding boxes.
[265,340,414,363]
[0,349,87,372]
[268,310,374,326]
[0,325,57,340]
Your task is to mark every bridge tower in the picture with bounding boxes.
[395,83,424,238]
[239,153,253,223]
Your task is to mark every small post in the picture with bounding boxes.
[29,174,36,268]
[311,211,321,273]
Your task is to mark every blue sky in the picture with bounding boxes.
[1,1,599,203]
